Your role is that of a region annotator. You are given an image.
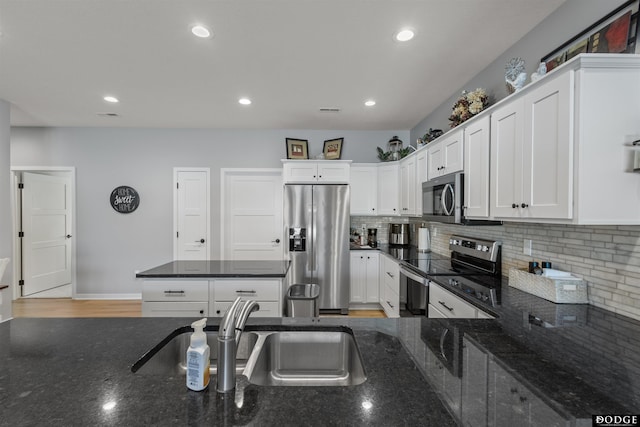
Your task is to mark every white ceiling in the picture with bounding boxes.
[0,0,566,130]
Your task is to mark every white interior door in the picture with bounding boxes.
[174,168,210,260]
[222,170,283,260]
[22,172,72,296]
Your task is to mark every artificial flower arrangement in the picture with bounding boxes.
[448,88,489,128]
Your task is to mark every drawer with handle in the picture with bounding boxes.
[142,301,208,317]
[142,281,209,302]
[212,280,281,301]
[429,282,477,318]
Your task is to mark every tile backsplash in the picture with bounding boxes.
[351,216,640,322]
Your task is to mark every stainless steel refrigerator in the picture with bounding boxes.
[284,184,350,314]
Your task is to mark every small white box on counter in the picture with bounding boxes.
[508,268,588,304]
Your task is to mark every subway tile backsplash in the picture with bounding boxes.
[351,216,640,322]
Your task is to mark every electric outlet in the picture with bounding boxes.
[523,239,532,256]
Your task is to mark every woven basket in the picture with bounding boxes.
[508,268,588,304]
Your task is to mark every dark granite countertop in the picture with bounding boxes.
[136,260,290,278]
[0,317,456,426]
[2,303,640,425]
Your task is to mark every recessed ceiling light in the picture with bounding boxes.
[191,25,212,38]
[103,96,119,103]
[394,29,415,42]
[238,98,252,105]
[364,100,376,107]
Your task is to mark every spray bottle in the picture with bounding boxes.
[186,318,210,391]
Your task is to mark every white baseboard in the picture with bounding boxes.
[74,293,142,300]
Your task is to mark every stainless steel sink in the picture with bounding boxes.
[132,327,367,387]
[133,330,259,375]
[246,331,366,386]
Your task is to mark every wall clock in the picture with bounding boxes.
[110,186,140,214]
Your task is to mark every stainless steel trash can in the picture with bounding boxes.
[286,284,320,317]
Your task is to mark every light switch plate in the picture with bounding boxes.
[523,239,532,255]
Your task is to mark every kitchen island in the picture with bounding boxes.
[2,292,640,426]
[136,260,290,317]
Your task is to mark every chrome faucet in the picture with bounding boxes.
[216,297,260,393]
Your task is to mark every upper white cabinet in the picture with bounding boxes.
[416,148,427,215]
[282,160,351,184]
[377,163,400,215]
[350,164,378,215]
[427,129,464,180]
[464,115,491,219]
[400,155,418,216]
[490,70,572,220]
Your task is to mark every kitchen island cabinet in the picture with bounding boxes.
[137,260,289,317]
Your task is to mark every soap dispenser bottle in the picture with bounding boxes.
[186,318,210,391]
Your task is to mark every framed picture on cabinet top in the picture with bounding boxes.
[541,0,639,71]
[285,138,309,159]
[323,137,344,160]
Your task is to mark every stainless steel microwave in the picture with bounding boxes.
[422,171,463,224]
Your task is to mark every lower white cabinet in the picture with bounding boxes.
[487,359,570,427]
[379,254,400,318]
[428,282,494,319]
[141,280,209,317]
[210,278,283,317]
[461,337,489,427]
[141,278,284,317]
[350,251,380,304]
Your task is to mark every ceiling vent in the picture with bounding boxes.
[319,107,341,113]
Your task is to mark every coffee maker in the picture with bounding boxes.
[367,228,378,248]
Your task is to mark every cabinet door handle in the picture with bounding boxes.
[512,203,517,209]
[199,310,204,315]
[235,290,257,294]
[521,203,529,208]
[387,301,394,308]
[164,290,185,295]
[438,301,454,311]
[386,272,394,278]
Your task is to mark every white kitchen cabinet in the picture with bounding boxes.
[210,278,283,317]
[425,340,462,420]
[400,155,418,216]
[416,148,427,215]
[350,164,378,215]
[427,129,464,180]
[282,160,350,183]
[461,337,489,427]
[141,280,209,317]
[487,359,570,427]
[464,115,491,218]
[428,282,493,319]
[349,251,380,304]
[377,163,400,216]
[379,254,400,318]
[490,71,572,220]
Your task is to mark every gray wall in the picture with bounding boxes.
[0,100,11,319]
[11,127,409,296]
[410,0,629,141]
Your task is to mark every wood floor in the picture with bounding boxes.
[12,298,386,318]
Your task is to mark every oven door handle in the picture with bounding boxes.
[399,265,428,285]
[442,183,454,216]
[439,328,449,361]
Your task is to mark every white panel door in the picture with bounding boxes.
[175,169,210,260]
[464,115,491,218]
[222,170,283,260]
[22,172,72,296]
